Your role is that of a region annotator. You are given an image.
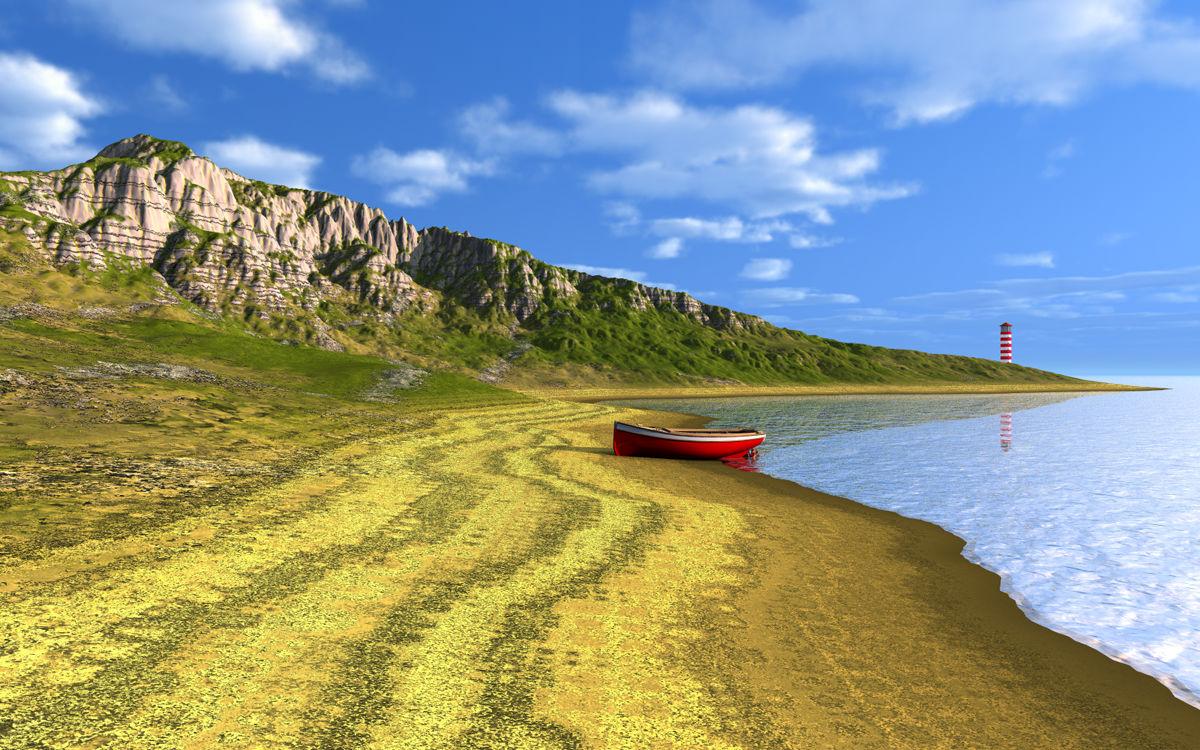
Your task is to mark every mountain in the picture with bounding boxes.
[0,134,1077,387]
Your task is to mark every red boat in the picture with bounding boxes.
[612,421,765,460]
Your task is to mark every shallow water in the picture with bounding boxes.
[613,378,1200,707]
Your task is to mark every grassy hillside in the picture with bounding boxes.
[516,279,1077,386]
[0,235,1191,746]
[2,222,1089,388]
[0,230,523,475]
[0,227,529,583]
[0,226,1103,567]
[2,135,1087,387]
[396,229,1084,387]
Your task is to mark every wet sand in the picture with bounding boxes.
[2,396,1197,748]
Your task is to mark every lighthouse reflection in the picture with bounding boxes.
[1000,412,1013,451]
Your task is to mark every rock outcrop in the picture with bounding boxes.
[0,135,763,348]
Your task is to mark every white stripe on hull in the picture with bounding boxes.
[614,422,764,443]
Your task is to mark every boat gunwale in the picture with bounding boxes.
[614,421,765,443]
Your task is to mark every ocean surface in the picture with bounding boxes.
[612,377,1200,707]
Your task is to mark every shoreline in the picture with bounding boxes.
[5,392,1199,746]
[627,391,1200,710]
[522,380,1158,403]
[592,399,1200,744]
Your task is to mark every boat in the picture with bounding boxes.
[612,421,765,460]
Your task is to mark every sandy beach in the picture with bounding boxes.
[3,394,1199,748]
[522,380,1156,403]
[8,0,1200,743]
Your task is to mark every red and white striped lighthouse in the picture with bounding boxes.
[1000,322,1013,363]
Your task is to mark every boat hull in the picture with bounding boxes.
[612,422,765,460]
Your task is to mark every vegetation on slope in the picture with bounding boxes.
[0,234,1193,745]
[1,132,1085,388]
[515,281,1078,387]
[392,229,1083,387]
[0,226,528,589]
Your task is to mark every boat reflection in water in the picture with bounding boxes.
[1000,412,1013,451]
[720,452,761,472]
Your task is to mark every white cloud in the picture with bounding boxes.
[789,233,842,249]
[68,0,369,84]
[1153,291,1199,303]
[995,266,1200,295]
[997,252,1056,268]
[604,201,642,234]
[351,147,494,206]
[546,90,914,221]
[1048,140,1076,161]
[740,257,793,281]
[647,237,684,259]
[631,0,1200,124]
[892,265,1200,320]
[458,97,563,156]
[605,206,803,245]
[0,53,102,168]
[147,74,187,113]
[203,136,320,188]
[563,264,647,282]
[562,264,679,290]
[1101,231,1132,245]
[751,287,861,306]
[648,215,790,243]
[1042,139,1077,178]
[309,43,371,85]
[456,91,908,244]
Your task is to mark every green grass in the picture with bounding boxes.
[0,203,41,223]
[396,228,1077,387]
[0,206,1190,750]
[80,156,146,173]
[516,282,1077,386]
[80,208,128,232]
[143,137,193,165]
[0,229,521,407]
[109,318,395,397]
[231,179,296,212]
[1,142,1085,389]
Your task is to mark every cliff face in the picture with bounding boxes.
[5,135,427,320]
[0,135,761,349]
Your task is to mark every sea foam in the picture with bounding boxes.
[617,378,1200,707]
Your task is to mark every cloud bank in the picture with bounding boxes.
[631,0,1200,123]
[203,135,321,188]
[0,53,101,168]
[351,148,494,206]
[69,0,369,84]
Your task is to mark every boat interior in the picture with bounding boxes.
[622,422,764,437]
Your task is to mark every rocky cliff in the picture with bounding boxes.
[1,134,1076,386]
[0,135,760,353]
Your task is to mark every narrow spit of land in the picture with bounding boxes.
[524,380,1154,403]
[3,392,1199,748]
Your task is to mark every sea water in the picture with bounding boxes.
[612,377,1200,707]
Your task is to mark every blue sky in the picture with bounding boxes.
[1,1,1198,375]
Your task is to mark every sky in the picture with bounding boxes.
[1,0,1198,375]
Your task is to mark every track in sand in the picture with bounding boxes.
[3,397,1200,748]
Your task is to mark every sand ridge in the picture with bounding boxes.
[2,397,1198,748]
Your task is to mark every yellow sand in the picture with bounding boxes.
[2,397,1198,748]
[523,380,1154,402]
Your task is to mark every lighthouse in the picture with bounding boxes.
[1000,322,1013,363]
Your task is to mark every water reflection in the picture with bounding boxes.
[720,453,760,472]
[608,391,1086,450]
[616,379,1200,708]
